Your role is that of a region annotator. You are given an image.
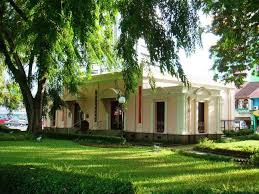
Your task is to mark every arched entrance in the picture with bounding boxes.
[194,87,211,133]
[100,88,124,130]
[74,102,83,128]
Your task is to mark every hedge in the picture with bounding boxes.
[234,134,259,141]
[0,165,135,194]
[43,132,126,145]
[0,124,21,133]
[0,132,32,141]
[223,129,254,137]
[194,147,253,159]
[0,124,31,141]
[250,152,259,167]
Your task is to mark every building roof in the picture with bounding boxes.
[248,88,259,98]
[235,82,259,98]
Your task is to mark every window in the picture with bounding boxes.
[155,102,165,133]
[94,90,98,122]
[243,99,249,109]
[51,111,56,127]
[62,108,65,121]
[235,99,239,109]
[138,86,142,123]
[198,102,205,133]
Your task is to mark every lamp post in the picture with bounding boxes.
[118,96,126,130]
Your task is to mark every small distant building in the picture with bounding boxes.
[248,88,259,131]
[234,63,259,131]
[235,86,259,132]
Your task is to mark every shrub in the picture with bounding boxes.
[43,132,79,140]
[237,129,254,136]
[223,129,254,137]
[76,136,126,146]
[223,130,236,137]
[0,132,32,141]
[197,137,216,149]
[250,151,259,167]
[0,165,135,194]
[236,134,259,141]
[43,132,126,145]
[0,124,21,133]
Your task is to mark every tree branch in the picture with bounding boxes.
[0,33,19,76]
[2,26,27,77]
[7,0,28,21]
[27,50,34,87]
[0,33,34,130]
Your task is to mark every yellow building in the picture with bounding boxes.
[44,70,235,144]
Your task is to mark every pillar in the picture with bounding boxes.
[176,93,187,134]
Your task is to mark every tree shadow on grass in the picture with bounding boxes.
[0,164,134,194]
[138,170,259,194]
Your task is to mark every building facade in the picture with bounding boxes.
[44,70,235,144]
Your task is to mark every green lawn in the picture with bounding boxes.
[0,139,259,193]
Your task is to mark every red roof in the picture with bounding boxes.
[249,88,259,98]
[235,82,259,99]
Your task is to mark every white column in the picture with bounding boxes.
[150,100,154,133]
[195,99,199,134]
[176,93,187,134]
[164,100,168,134]
[216,96,222,133]
[123,111,127,131]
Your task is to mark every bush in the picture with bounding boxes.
[0,165,135,194]
[223,130,236,137]
[237,129,254,136]
[224,129,254,137]
[250,152,259,167]
[197,137,216,149]
[43,132,126,145]
[0,124,21,133]
[0,132,32,141]
[236,134,259,141]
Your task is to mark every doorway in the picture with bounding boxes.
[198,102,205,133]
[110,101,123,130]
[74,103,83,127]
[155,102,165,133]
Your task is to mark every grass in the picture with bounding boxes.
[0,139,259,193]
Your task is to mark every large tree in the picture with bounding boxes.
[0,0,201,135]
[202,0,259,86]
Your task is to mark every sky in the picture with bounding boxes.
[179,14,219,82]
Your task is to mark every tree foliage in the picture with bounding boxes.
[202,0,259,86]
[118,0,201,96]
[0,0,201,133]
[0,0,116,133]
[0,63,22,111]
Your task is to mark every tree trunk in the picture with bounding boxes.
[15,77,46,136]
[26,78,46,136]
[30,98,43,135]
[21,86,45,136]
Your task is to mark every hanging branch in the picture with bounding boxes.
[7,0,28,21]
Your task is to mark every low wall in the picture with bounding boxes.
[43,127,122,137]
[44,127,78,134]
[43,127,221,144]
[123,132,222,144]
